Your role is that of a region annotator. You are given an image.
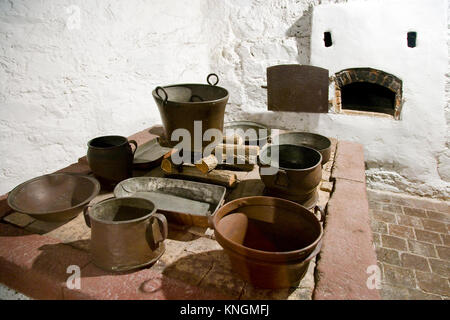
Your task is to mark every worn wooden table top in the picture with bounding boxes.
[3,134,337,300]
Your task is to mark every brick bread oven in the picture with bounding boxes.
[332,68,403,119]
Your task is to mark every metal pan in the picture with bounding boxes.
[223,120,271,147]
[7,173,100,222]
[133,138,172,170]
[270,131,331,164]
[114,177,226,227]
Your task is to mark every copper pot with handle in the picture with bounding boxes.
[87,135,138,189]
[152,73,229,153]
[258,144,322,209]
[83,197,168,272]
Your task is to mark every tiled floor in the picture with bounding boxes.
[0,283,30,300]
[367,189,450,300]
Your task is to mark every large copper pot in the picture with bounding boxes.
[258,144,322,208]
[152,73,229,152]
[212,196,324,289]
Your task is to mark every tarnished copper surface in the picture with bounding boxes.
[212,196,323,289]
[7,173,100,222]
[84,197,168,272]
[258,145,322,207]
[271,131,332,165]
[152,74,228,152]
[87,135,137,188]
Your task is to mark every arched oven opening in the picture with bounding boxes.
[333,68,403,119]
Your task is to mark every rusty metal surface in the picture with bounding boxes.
[87,135,137,188]
[84,197,168,272]
[271,131,331,164]
[7,173,100,222]
[258,145,322,208]
[267,64,329,113]
[113,177,226,227]
[212,196,323,289]
[152,74,229,152]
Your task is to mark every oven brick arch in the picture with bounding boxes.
[333,68,403,120]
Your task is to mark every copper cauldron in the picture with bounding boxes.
[258,144,322,209]
[152,73,229,152]
[212,196,324,289]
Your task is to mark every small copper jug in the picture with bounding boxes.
[87,135,137,188]
[84,197,168,272]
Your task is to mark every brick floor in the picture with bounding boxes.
[368,189,450,300]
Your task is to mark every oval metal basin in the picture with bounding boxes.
[7,173,100,222]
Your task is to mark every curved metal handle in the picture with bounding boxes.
[129,140,138,156]
[147,213,168,247]
[155,86,168,105]
[207,73,219,86]
[314,205,326,222]
[83,205,93,228]
[274,169,289,187]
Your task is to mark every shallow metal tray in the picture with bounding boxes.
[113,177,226,227]
[133,138,172,169]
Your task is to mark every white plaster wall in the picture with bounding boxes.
[0,0,210,194]
[1,0,449,199]
[202,0,449,199]
[309,0,449,198]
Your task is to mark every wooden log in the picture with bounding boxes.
[195,154,219,174]
[165,164,237,188]
[214,143,260,157]
[215,152,257,164]
[161,149,181,173]
[215,153,256,171]
[223,134,243,145]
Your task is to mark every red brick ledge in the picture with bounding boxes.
[0,223,230,300]
[0,126,231,300]
[313,141,381,299]
[0,127,160,220]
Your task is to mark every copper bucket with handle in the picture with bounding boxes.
[152,73,229,152]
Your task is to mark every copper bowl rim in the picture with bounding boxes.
[258,144,323,172]
[152,83,229,105]
[87,135,129,150]
[212,196,323,261]
[271,131,332,152]
[7,173,101,216]
[87,196,157,225]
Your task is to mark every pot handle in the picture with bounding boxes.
[314,205,326,222]
[129,140,138,156]
[274,169,289,187]
[155,86,168,105]
[207,73,219,86]
[83,205,93,228]
[147,213,168,247]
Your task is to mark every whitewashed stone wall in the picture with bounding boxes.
[0,0,448,200]
[0,0,210,193]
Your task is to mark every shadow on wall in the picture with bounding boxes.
[233,4,324,135]
[286,5,314,65]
